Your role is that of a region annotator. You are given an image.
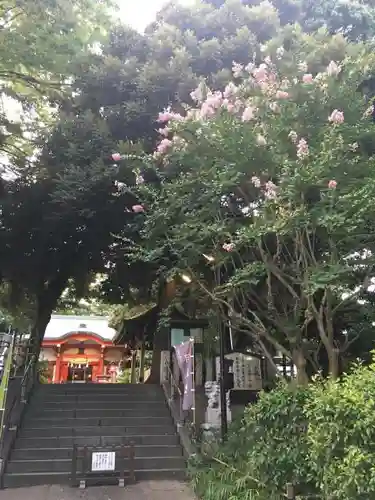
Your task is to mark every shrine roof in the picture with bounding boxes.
[44,315,116,341]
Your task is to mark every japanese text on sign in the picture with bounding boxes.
[91,451,116,472]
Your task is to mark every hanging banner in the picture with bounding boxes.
[174,340,193,411]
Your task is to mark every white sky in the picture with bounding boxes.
[118,0,195,32]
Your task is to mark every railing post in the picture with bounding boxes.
[286,483,295,499]
[0,334,15,445]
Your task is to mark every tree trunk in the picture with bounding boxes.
[328,347,340,379]
[30,310,53,357]
[292,348,309,386]
[31,271,70,356]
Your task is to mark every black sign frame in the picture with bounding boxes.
[71,442,136,489]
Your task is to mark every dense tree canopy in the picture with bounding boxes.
[2,0,375,370]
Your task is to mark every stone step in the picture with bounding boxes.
[6,456,186,474]
[35,386,163,393]
[26,407,171,419]
[20,425,176,438]
[2,469,187,488]
[16,433,180,448]
[11,444,183,460]
[4,383,186,490]
[25,416,173,428]
[38,383,159,391]
[29,400,167,410]
[32,393,164,403]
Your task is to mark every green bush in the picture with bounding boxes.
[305,363,375,499]
[191,361,375,500]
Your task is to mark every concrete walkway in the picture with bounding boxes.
[0,481,196,500]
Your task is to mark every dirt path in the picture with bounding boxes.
[0,481,196,500]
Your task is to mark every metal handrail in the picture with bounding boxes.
[0,335,15,443]
[3,355,36,431]
[0,354,37,488]
[166,361,183,397]
[165,354,184,425]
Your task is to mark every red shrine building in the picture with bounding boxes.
[40,315,127,383]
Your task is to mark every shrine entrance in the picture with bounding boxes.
[40,320,128,383]
[67,364,93,383]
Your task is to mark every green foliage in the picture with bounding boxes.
[116,368,131,384]
[0,0,111,170]
[37,360,50,384]
[192,361,375,499]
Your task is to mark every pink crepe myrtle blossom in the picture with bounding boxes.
[158,110,173,122]
[158,127,170,137]
[256,134,267,146]
[200,102,216,119]
[157,138,173,154]
[223,82,238,99]
[242,106,256,121]
[297,138,309,159]
[234,99,243,112]
[170,112,184,121]
[288,130,298,143]
[302,73,313,84]
[206,91,223,109]
[111,153,122,162]
[227,103,236,113]
[253,65,268,83]
[264,181,277,199]
[132,204,145,213]
[251,176,261,188]
[328,109,344,124]
[328,180,337,189]
[222,242,235,252]
[258,81,269,94]
[232,62,244,78]
[326,61,341,76]
[158,111,183,122]
[190,86,204,103]
[275,90,289,99]
[223,100,236,113]
[245,62,255,73]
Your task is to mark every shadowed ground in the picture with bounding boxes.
[0,481,196,500]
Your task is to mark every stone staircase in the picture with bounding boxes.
[2,383,186,488]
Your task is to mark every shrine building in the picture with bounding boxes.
[40,315,128,383]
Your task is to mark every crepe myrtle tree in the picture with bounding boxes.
[137,41,375,383]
